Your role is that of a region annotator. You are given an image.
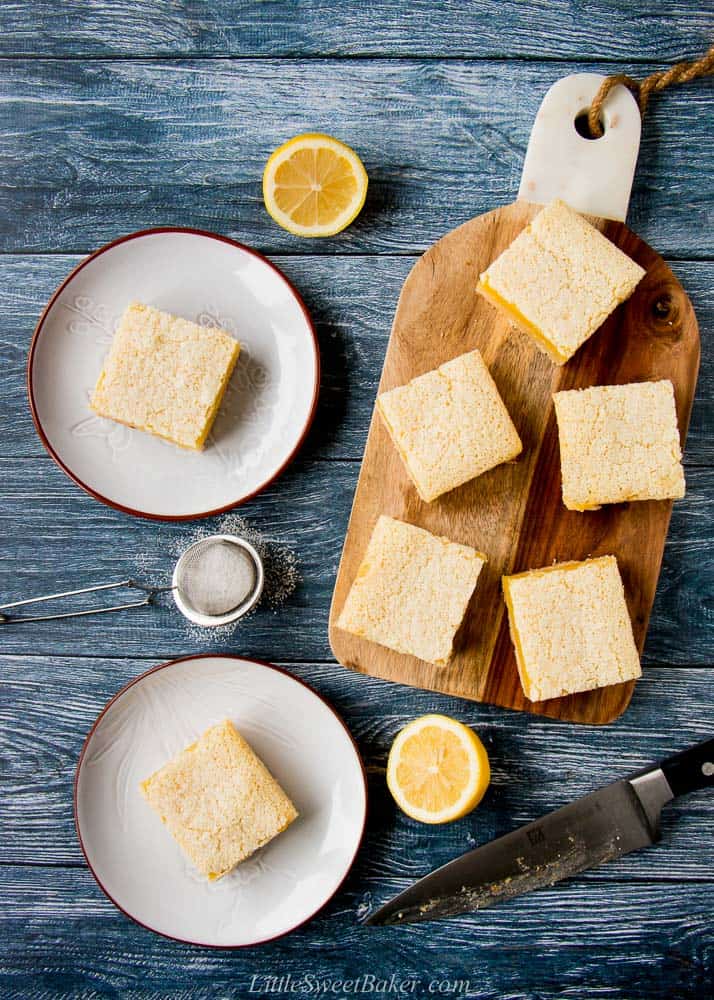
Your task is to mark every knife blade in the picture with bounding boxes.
[364,737,714,926]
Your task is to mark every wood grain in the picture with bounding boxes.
[330,201,700,723]
[1,1,711,60]
[1,655,711,874]
[0,865,711,996]
[1,254,713,465]
[0,1,712,993]
[1,653,712,992]
[0,59,711,258]
[0,457,711,665]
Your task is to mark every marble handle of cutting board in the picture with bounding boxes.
[519,72,641,222]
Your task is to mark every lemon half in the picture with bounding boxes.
[262,133,368,237]
[387,714,491,824]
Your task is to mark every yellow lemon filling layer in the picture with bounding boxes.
[477,277,569,364]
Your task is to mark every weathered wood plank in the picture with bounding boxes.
[0,60,711,257]
[2,255,712,465]
[0,457,711,666]
[0,0,711,61]
[0,5,711,994]
[0,656,711,877]
[0,865,711,997]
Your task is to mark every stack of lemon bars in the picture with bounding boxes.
[337,199,686,704]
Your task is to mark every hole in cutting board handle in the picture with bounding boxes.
[574,111,605,140]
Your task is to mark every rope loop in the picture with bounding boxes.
[587,44,714,138]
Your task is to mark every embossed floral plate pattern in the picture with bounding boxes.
[75,655,367,946]
[28,229,319,519]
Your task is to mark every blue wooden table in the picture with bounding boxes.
[1,2,712,996]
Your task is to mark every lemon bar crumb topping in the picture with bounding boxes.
[337,515,486,666]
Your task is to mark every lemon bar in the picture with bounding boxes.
[140,719,297,880]
[91,301,240,450]
[336,515,486,665]
[477,199,645,364]
[553,380,685,511]
[377,350,522,503]
[502,556,641,702]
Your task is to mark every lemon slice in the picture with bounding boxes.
[262,133,368,237]
[386,714,490,824]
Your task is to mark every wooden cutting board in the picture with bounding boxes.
[328,197,699,724]
[329,73,701,724]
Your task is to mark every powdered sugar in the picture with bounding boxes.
[167,513,300,642]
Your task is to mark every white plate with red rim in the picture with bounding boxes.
[75,654,367,947]
[28,228,320,520]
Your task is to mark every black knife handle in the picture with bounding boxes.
[659,738,714,798]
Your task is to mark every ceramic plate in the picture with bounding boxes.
[75,655,367,946]
[28,229,319,519]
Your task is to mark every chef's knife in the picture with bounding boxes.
[364,738,714,925]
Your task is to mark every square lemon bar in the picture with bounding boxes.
[553,380,685,511]
[377,349,522,502]
[502,556,641,702]
[140,719,297,880]
[337,515,486,665]
[91,301,240,450]
[477,199,645,364]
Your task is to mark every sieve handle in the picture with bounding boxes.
[0,579,174,625]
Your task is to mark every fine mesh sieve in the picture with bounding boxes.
[0,533,264,628]
[172,535,264,626]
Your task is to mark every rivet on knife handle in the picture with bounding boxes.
[658,738,714,798]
